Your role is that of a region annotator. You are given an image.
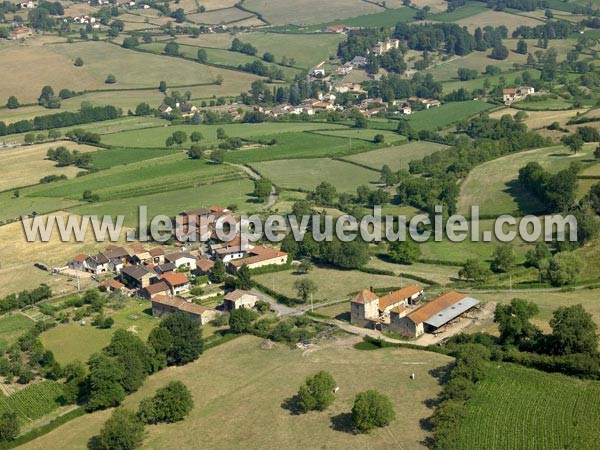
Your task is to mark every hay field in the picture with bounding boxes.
[243,0,383,25]
[344,141,448,171]
[21,335,452,450]
[0,41,105,103]
[455,10,543,34]
[197,0,240,10]
[457,144,598,217]
[0,142,100,191]
[187,7,254,24]
[489,108,586,130]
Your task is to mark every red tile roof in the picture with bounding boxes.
[407,291,467,324]
[159,272,190,286]
[353,289,378,304]
[378,285,422,311]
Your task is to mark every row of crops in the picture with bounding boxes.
[0,381,64,423]
[457,363,600,449]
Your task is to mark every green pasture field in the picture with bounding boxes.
[404,101,494,132]
[250,158,379,192]
[0,314,34,353]
[45,41,258,90]
[69,178,257,227]
[457,363,600,450]
[343,141,449,171]
[243,0,383,25]
[101,122,348,148]
[224,132,378,164]
[513,97,577,111]
[307,7,417,29]
[429,1,488,21]
[254,266,406,302]
[29,155,237,202]
[442,69,542,93]
[41,300,158,365]
[138,43,299,79]
[186,7,254,25]
[364,258,458,286]
[89,148,178,170]
[20,335,452,450]
[311,128,404,143]
[457,144,599,217]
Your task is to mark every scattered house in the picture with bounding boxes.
[423,99,441,109]
[223,289,259,311]
[312,101,334,111]
[100,279,126,294]
[211,242,250,263]
[309,62,326,77]
[151,296,217,325]
[164,252,197,271]
[69,254,88,271]
[179,103,198,116]
[196,258,215,275]
[120,265,157,289]
[322,25,346,33]
[503,86,534,104]
[141,280,171,299]
[389,291,480,338]
[400,105,412,115]
[158,104,173,114]
[159,272,191,295]
[350,56,367,67]
[19,1,35,9]
[228,246,288,271]
[372,38,400,56]
[9,27,32,39]
[333,82,365,94]
[350,285,424,327]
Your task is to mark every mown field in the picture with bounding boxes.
[457,363,600,450]
[403,101,494,132]
[343,141,448,171]
[101,122,348,148]
[312,128,403,143]
[250,158,380,192]
[21,335,452,450]
[457,143,600,217]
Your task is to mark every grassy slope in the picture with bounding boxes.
[404,101,494,132]
[343,141,449,171]
[21,335,452,450]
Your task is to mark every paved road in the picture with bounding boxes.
[250,288,303,317]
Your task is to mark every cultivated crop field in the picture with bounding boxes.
[457,363,600,450]
[457,144,599,217]
[343,141,449,171]
[21,335,452,450]
[0,381,64,423]
[250,158,380,191]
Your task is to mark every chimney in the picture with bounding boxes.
[369,286,374,293]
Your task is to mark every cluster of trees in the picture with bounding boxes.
[65,128,101,144]
[0,104,120,137]
[393,22,476,56]
[295,371,395,433]
[238,60,285,80]
[337,28,390,61]
[46,146,92,168]
[28,2,63,31]
[365,72,443,102]
[512,20,573,40]
[0,285,52,313]
[518,162,580,213]
[230,38,257,56]
[38,85,61,109]
[91,381,193,450]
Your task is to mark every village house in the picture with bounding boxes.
[19,1,35,9]
[223,289,259,311]
[159,272,191,295]
[322,24,346,33]
[164,252,198,271]
[351,285,423,327]
[120,265,157,289]
[151,296,217,325]
[100,279,126,294]
[503,86,535,104]
[149,248,165,265]
[372,38,400,56]
[154,262,176,275]
[350,56,367,67]
[309,62,326,77]
[158,104,173,114]
[228,246,288,271]
[196,258,215,275]
[400,105,412,115]
[389,291,480,338]
[9,27,32,39]
[141,280,171,299]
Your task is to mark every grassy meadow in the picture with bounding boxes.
[403,101,494,131]
[21,335,452,450]
[343,141,449,171]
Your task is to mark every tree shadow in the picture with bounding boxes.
[503,179,545,216]
[280,395,303,415]
[87,436,102,450]
[330,412,355,433]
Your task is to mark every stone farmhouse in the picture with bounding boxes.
[503,86,535,104]
[351,285,424,327]
[223,290,259,311]
[151,295,217,325]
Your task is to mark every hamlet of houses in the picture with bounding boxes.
[351,285,480,338]
[66,205,286,324]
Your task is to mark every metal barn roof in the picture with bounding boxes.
[423,297,479,329]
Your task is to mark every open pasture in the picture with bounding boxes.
[343,141,449,171]
[488,107,585,130]
[457,363,600,450]
[89,148,178,170]
[187,7,254,25]
[457,144,598,217]
[312,128,403,143]
[224,131,378,164]
[69,178,257,227]
[429,1,488,21]
[254,266,405,301]
[250,158,379,192]
[243,0,383,25]
[404,101,493,132]
[454,10,544,34]
[0,142,100,191]
[308,7,416,29]
[22,335,452,450]
[102,122,348,148]
[442,69,542,93]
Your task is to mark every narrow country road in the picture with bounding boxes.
[226,162,277,211]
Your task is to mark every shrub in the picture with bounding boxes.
[136,381,194,424]
[297,371,336,412]
[351,390,395,432]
